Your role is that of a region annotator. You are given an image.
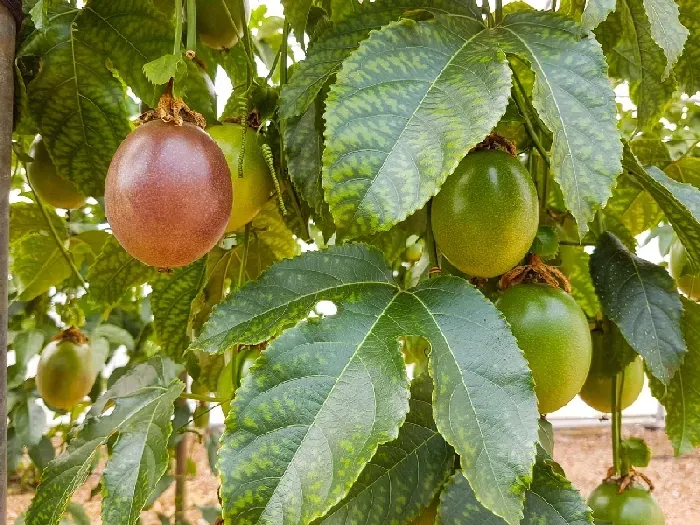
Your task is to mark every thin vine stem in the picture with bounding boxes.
[179,392,229,403]
[25,172,86,288]
[511,68,551,166]
[495,0,503,24]
[185,0,196,53]
[611,373,620,475]
[426,200,440,276]
[173,0,183,56]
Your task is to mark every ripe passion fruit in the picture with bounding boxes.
[495,284,592,414]
[669,237,699,301]
[105,119,232,268]
[27,138,86,209]
[588,482,665,525]
[36,329,96,411]
[208,123,273,232]
[432,149,539,278]
[197,0,250,49]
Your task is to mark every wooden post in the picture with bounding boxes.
[0,5,16,524]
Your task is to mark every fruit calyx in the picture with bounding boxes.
[472,132,517,157]
[604,467,655,493]
[51,326,87,345]
[222,109,262,131]
[499,253,572,293]
[140,88,206,128]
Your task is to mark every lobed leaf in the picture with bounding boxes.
[190,244,397,354]
[649,298,700,455]
[483,11,622,236]
[317,375,454,525]
[590,231,686,383]
[151,258,206,361]
[26,358,184,525]
[324,15,511,238]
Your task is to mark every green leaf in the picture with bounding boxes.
[13,395,46,448]
[11,233,71,300]
[605,0,676,129]
[604,174,663,237]
[630,137,671,168]
[649,298,700,455]
[484,11,622,236]
[620,437,651,468]
[641,0,688,79]
[19,7,131,197]
[142,53,183,86]
[281,0,314,44]
[285,96,324,213]
[404,277,539,525]
[624,146,700,272]
[666,157,700,187]
[317,375,454,525]
[324,16,511,238]
[675,0,700,94]
[179,60,218,125]
[252,200,300,261]
[330,0,361,22]
[86,236,157,309]
[9,330,45,388]
[538,418,555,458]
[581,0,617,33]
[590,231,686,383]
[9,201,66,245]
[92,324,135,352]
[65,503,90,525]
[558,246,602,318]
[437,455,593,525]
[190,244,396,354]
[78,0,174,105]
[25,358,184,525]
[218,285,411,523]
[151,258,206,361]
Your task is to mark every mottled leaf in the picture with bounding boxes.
[317,375,454,525]
[18,7,131,196]
[11,233,71,300]
[484,11,622,236]
[330,0,361,22]
[404,277,539,525]
[324,16,511,238]
[581,0,616,33]
[26,358,184,525]
[142,53,183,86]
[86,236,157,309]
[666,157,700,187]
[590,231,686,383]
[218,285,410,524]
[649,298,700,455]
[630,137,671,168]
[13,395,46,448]
[9,201,66,245]
[437,456,592,525]
[252,199,300,261]
[151,258,206,361]
[641,0,688,79]
[675,0,700,94]
[605,174,663,237]
[190,244,396,354]
[281,0,314,44]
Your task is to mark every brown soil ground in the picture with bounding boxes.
[7,425,700,524]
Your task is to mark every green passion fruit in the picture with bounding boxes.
[432,150,539,278]
[669,237,700,301]
[197,0,250,49]
[495,284,592,414]
[27,138,86,209]
[208,123,273,232]
[580,333,644,413]
[36,330,95,411]
[588,482,665,525]
[105,120,232,268]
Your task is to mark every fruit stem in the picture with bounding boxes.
[511,67,550,167]
[173,0,183,56]
[25,169,86,288]
[185,0,196,55]
[611,371,621,476]
[426,200,441,277]
[495,0,503,24]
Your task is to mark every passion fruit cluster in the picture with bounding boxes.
[105,95,273,269]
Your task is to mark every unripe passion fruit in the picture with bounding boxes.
[36,331,95,411]
[669,238,700,300]
[105,120,232,268]
[432,150,539,278]
[588,482,665,525]
[495,284,592,414]
[208,123,273,232]
[197,0,250,49]
[27,138,86,209]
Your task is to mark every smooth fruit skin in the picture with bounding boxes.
[588,483,665,525]
[432,150,539,278]
[670,238,700,300]
[580,353,644,413]
[208,123,273,232]
[495,284,592,414]
[105,120,232,268]
[197,0,249,49]
[36,339,95,410]
[27,139,86,209]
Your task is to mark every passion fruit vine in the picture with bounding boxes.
[36,328,96,411]
[105,100,232,268]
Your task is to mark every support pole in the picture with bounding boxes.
[0,5,16,525]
